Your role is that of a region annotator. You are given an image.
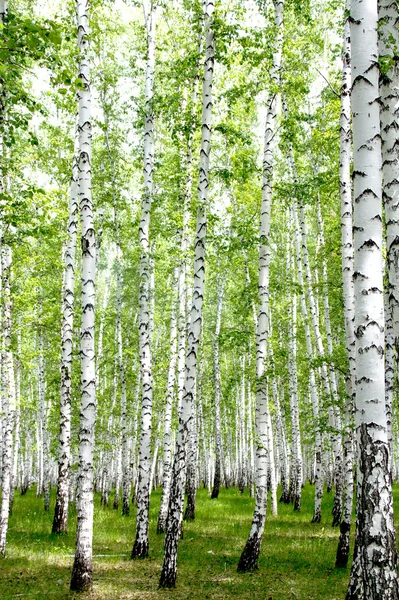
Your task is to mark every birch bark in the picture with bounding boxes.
[211,274,225,499]
[157,273,178,533]
[184,380,198,521]
[346,1,398,596]
[176,32,201,422]
[0,243,13,557]
[159,0,215,587]
[38,314,50,512]
[380,0,399,346]
[297,193,337,512]
[102,97,130,516]
[70,0,96,590]
[336,2,355,566]
[287,225,302,512]
[379,0,399,474]
[237,0,284,572]
[292,204,322,521]
[131,0,156,559]
[52,120,79,534]
[247,381,255,498]
[317,201,344,527]
[271,372,289,503]
[11,338,21,511]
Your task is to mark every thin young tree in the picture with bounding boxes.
[131,0,156,559]
[336,0,355,568]
[159,0,215,587]
[52,123,79,533]
[211,271,225,499]
[237,0,284,572]
[70,0,96,591]
[157,271,178,533]
[379,0,399,474]
[0,243,13,557]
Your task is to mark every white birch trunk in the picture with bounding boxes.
[159,1,215,587]
[267,408,277,516]
[0,244,13,557]
[101,98,130,517]
[379,0,399,472]
[237,0,284,572]
[38,317,50,512]
[157,279,178,533]
[184,366,199,521]
[317,200,344,527]
[296,193,337,512]
[36,419,43,497]
[346,2,398,596]
[11,346,20,508]
[271,372,289,503]
[336,0,355,567]
[132,0,156,560]
[53,119,79,534]
[113,445,122,510]
[284,96,336,520]
[238,359,247,493]
[292,201,323,522]
[176,41,200,421]
[70,0,96,590]
[288,231,302,512]
[149,438,159,494]
[247,381,255,498]
[384,285,394,469]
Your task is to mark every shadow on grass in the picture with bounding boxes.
[0,484,352,600]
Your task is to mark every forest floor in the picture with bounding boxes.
[3,482,393,600]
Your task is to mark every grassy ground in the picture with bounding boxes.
[1,483,381,600]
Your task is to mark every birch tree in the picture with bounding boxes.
[211,271,225,499]
[346,1,398,597]
[379,0,399,474]
[336,0,355,567]
[157,272,178,533]
[237,0,284,572]
[131,0,156,560]
[0,243,13,557]
[52,123,79,533]
[70,0,97,590]
[159,0,215,587]
[292,203,321,521]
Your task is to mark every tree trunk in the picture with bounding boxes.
[0,243,13,557]
[336,0,355,567]
[70,0,96,590]
[211,274,225,499]
[183,386,198,521]
[159,1,215,587]
[157,276,178,532]
[245,381,254,497]
[11,340,21,512]
[272,374,289,504]
[346,1,399,597]
[317,200,344,527]
[292,201,322,522]
[52,120,79,534]
[131,0,156,560]
[379,0,399,475]
[237,0,285,572]
[287,226,302,512]
[38,312,50,512]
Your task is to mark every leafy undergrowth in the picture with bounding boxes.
[2,482,390,599]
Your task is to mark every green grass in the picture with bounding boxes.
[1,482,387,599]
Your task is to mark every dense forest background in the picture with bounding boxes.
[0,0,398,598]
